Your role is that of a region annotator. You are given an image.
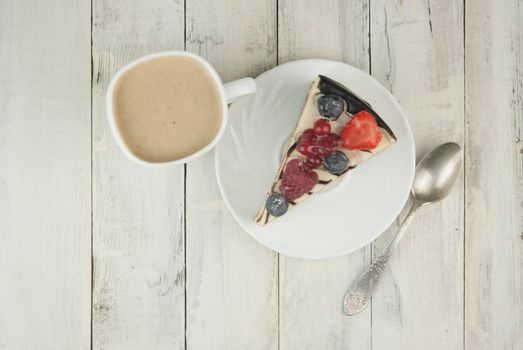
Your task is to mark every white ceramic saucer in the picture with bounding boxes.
[215,59,415,259]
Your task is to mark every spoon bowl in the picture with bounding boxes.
[411,142,462,204]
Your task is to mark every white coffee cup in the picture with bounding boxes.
[106,51,256,167]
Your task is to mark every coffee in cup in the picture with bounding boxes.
[107,51,256,166]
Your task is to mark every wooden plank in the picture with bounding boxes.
[464,0,523,349]
[0,0,91,348]
[91,1,185,349]
[370,1,464,349]
[278,1,372,349]
[184,1,278,349]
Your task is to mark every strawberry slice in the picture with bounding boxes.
[341,111,382,150]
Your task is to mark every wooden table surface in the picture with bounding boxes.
[1,0,522,349]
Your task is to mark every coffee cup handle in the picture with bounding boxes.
[223,78,256,103]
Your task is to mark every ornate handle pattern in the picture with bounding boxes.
[343,200,421,316]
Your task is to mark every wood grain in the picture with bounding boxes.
[370,1,464,349]
[2,0,523,348]
[278,1,372,349]
[184,0,279,349]
[0,0,91,348]
[91,1,185,349]
[465,0,523,349]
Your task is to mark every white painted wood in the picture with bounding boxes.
[278,1,372,349]
[465,0,523,349]
[2,1,523,348]
[278,0,370,65]
[185,0,279,349]
[91,1,186,349]
[370,1,464,349]
[0,0,91,348]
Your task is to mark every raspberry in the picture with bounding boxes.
[280,159,319,201]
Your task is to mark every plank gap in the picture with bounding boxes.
[183,164,187,350]
[462,1,467,350]
[90,0,94,348]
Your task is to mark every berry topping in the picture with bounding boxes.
[341,111,382,150]
[297,124,334,158]
[300,128,317,144]
[316,139,333,151]
[323,151,349,175]
[297,142,313,157]
[280,159,319,201]
[310,144,332,157]
[265,192,289,217]
[318,94,345,120]
[324,133,339,148]
[313,119,331,136]
[306,155,323,169]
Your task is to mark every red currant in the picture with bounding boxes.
[324,133,339,147]
[297,142,313,157]
[315,141,333,156]
[313,119,331,136]
[300,128,317,144]
[306,155,323,169]
[307,144,318,155]
[299,160,313,172]
[308,144,330,157]
[317,146,332,157]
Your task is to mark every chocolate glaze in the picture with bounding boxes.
[318,75,396,139]
[286,141,298,157]
[338,165,357,176]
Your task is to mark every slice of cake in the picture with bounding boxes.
[255,75,397,226]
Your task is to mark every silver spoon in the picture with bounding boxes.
[343,142,462,316]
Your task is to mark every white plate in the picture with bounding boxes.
[215,59,415,259]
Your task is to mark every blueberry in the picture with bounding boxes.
[317,94,345,120]
[265,192,289,217]
[323,151,349,175]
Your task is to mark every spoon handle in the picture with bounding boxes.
[343,200,421,316]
